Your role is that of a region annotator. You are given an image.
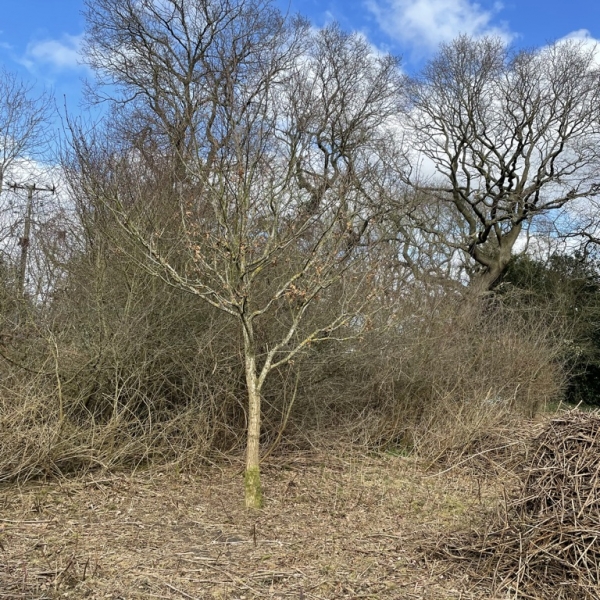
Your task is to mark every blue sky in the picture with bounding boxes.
[0,0,599,115]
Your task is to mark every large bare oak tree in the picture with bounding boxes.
[405,36,600,289]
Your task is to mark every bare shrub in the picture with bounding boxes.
[0,245,247,481]
[322,289,566,459]
[0,377,227,483]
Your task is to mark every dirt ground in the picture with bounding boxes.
[0,451,514,599]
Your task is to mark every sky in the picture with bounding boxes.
[0,0,599,118]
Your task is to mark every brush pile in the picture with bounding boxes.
[440,410,600,599]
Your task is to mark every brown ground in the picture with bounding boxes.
[0,451,514,599]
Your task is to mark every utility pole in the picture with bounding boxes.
[6,181,56,297]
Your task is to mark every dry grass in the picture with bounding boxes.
[0,449,511,600]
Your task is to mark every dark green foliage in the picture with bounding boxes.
[501,253,600,406]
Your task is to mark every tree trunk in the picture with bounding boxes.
[242,324,263,509]
[471,224,522,292]
[472,263,507,293]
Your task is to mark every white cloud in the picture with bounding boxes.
[563,28,595,40]
[557,29,600,64]
[21,34,83,72]
[366,0,511,55]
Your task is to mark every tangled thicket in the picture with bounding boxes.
[0,287,563,482]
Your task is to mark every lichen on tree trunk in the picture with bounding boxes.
[244,465,263,509]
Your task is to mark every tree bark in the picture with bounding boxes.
[470,223,523,292]
[242,323,263,509]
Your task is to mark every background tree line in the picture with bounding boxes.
[1,0,600,505]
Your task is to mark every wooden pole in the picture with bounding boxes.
[6,181,56,297]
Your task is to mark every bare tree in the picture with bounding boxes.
[405,36,600,290]
[0,68,52,191]
[75,0,405,507]
[0,70,57,310]
[83,0,294,171]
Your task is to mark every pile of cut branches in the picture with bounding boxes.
[437,410,600,599]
